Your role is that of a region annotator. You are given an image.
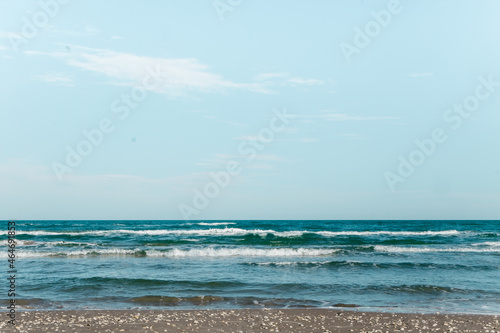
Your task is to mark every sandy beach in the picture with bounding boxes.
[2,309,498,333]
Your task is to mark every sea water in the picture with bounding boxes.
[1,220,499,313]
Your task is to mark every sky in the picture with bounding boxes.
[1,0,499,220]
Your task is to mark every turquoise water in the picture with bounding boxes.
[2,220,500,313]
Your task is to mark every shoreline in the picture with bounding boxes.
[2,309,499,332]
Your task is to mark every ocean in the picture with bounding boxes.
[2,220,500,314]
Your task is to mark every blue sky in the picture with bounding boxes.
[1,0,499,220]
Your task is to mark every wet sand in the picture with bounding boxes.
[2,309,498,332]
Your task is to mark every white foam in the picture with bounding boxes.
[0,240,99,247]
[0,240,37,246]
[67,248,139,256]
[0,248,141,258]
[251,261,318,266]
[0,247,337,258]
[197,222,237,226]
[317,230,461,237]
[149,247,337,258]
[471,241,500,247]
[374,245,500,253]
[0,228,250,236]
[0,230,110,236]
[0,228,464,237]
[3,227,461,237]
[47,241,99,246]
[255,261,298,266]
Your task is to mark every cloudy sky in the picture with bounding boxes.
[1,0,499,220]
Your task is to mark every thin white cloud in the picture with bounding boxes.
[235,135,259,141]
[297,137,319,143]
[255,72,289,81]
[196,154,236,168]
[286,77,323,86]
[252,154,286,162]
[0,31,15,38]
[409,73,434,78]
[33,73,73,86]
[336,133,365,140]
[25,46,269,97]
[171,108,247,127]
[217,119,246,127]
[255,72,325,87]
[247,163,273,170]
[24,47,328,96]
[197,153,287,168]
[0,160,195,220]
[202,113,246,127]
[295,112,399,122]
[53,24,101,37]
[83,24,100,36]
[281,137,320,144]
[0,159,209,195]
